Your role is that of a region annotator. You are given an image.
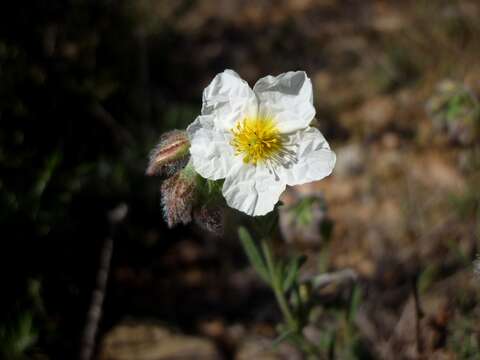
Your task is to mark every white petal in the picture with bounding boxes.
[281,127,336,186]
[222,163,286,216]
[202,69,258,131]
[187,115,236,180]
[253,71,315,134]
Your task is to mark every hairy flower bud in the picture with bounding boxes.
[146,130,190,177]
[160,165,198,228]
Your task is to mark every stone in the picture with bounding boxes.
[235,336,302,360]
[99,321,221,360]
[334,143,366,178]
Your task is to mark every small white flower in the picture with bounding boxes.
[187,70,336,216]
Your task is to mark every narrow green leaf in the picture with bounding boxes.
[238,227,270,283]
[272,329,294,349]
[283,255,307,293]
[34,151,62,198]
[348,284,362,324]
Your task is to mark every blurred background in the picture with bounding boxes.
[1,0,480,359]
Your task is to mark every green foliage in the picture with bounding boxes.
[313,285,370,360]
[445,92,478,123]
[238,227,270,284]
[418,264,440,294]
[239,220,369,359]
[427,80,480,145]
[348,285,362,325]
[271,328,295,349]
[317,245,331,274]
[285,194,333,243]
[239,224,314,352]
[0,312,37,360]
[293,197,317,226]
[283,255,307,294]
[448,316,480,359]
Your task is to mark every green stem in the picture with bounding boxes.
[260,239,322,358]
[261,239,298,331]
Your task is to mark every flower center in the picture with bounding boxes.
[231,117,283,165]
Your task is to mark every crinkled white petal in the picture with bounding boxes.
[280,127,336,186]
[222,163,286,216]
[253,71,315,134]
[187,115,236,180]
[202,69,258,131]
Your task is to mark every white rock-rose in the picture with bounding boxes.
[187,70,336,216]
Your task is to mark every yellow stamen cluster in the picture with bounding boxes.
[231,117,283,165]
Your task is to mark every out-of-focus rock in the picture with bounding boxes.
[235,336,302,360]
[334,143,366,178]
[359,96,396,134]
[223,323,247,348]
[426,79,480,146]
[381,132,401,149]
[380,295,451,359]
[371,3,407,32]
[302,325,323,346]
[313,71,332,94]
[99,321,221,360]
[322,178,358,204]
[279,192,332,246]
[339,96,396,136]
[163,239,206,266]
[198,318,225,339]
[410,152,465,193]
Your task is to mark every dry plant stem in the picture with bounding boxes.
[80,203,127,360]
[79,235,113,360]
[412,276,424,355]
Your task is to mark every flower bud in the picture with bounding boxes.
[160,165,198,228]
[146,130,190,177]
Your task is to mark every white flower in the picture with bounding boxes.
[187,70,336,216]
